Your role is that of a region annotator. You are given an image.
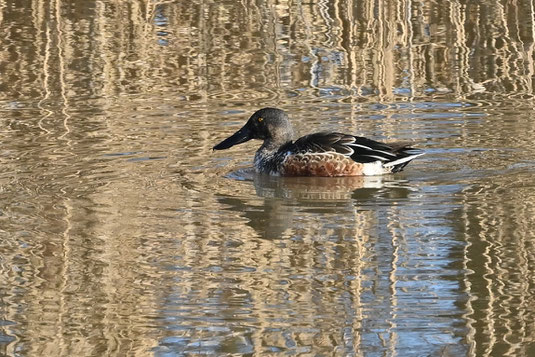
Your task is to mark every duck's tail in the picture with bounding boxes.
[383,146,425,173]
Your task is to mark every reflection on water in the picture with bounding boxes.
[2,0,535,356]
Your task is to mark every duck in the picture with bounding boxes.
[213,107,424,176]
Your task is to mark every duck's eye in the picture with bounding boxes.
[258,117,264,122]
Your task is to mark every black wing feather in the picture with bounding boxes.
[291,132,402,163]
[282,132,422,173]
[291,132,352,155]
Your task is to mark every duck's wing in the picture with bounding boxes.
[292,132,406,163]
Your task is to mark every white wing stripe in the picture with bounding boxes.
[383,153,425,167]
[346,143,396,158]
[347,143,373,151]
[363,155,389,161]
[372,149,397,157]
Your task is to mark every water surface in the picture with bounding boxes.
[1,1,535,356]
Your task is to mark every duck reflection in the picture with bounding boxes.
[217,194,293,239]
[217,169,414,239]
[254,173,383,201]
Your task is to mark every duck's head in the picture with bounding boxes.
[213,107,294,150]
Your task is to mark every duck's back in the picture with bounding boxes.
[270,132,423,177]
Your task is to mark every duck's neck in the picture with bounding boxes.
[254,138,292,174]
[253,121,294,173]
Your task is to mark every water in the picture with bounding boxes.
[1,0,535,356]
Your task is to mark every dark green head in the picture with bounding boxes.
[213,107,294,150]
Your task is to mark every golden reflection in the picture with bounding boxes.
[1,0,535,356]
[2,0,535,105]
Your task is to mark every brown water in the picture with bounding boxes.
[1,1,535,356]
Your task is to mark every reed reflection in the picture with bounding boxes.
[3,0,535,107]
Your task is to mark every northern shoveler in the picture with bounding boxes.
[213,108,424,176]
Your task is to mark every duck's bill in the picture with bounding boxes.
[213,127,253,150]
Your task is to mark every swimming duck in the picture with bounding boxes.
[213,108,424,176]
